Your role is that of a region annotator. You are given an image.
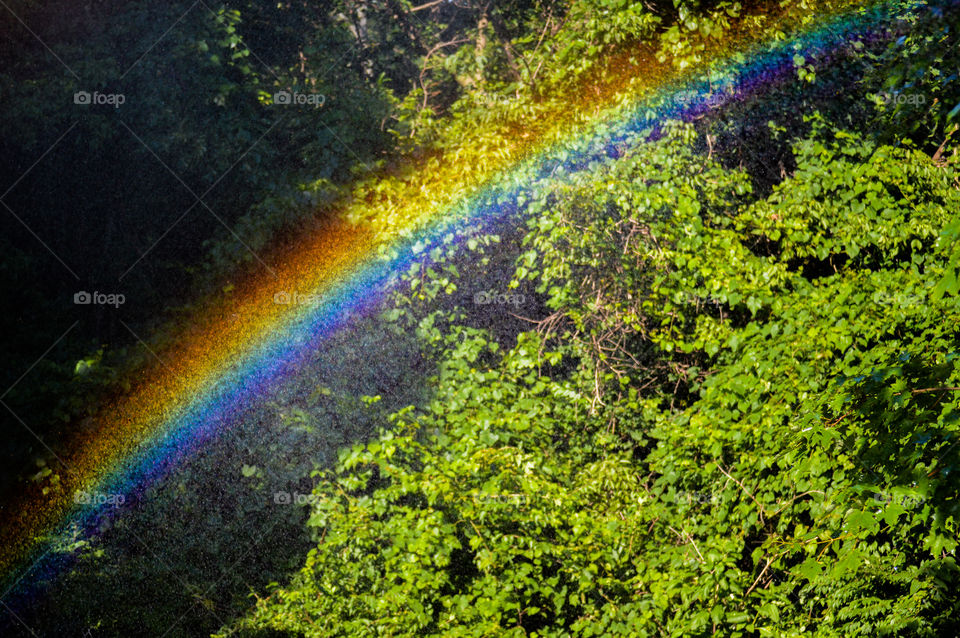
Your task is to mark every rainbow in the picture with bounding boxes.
[0,0,927,606]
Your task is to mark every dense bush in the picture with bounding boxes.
[224,111,960,635]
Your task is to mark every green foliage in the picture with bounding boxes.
[864,0,960,152]
[224,113,960,638]
[7,1,960,636]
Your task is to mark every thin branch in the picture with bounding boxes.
[902,386,960,395]
[419,37,471,110]
[409,0,447,12]
[668,525,705,563]
[715,462,768,522]
[744,557,774,597]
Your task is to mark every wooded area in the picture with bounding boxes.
[1,0,959,635]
